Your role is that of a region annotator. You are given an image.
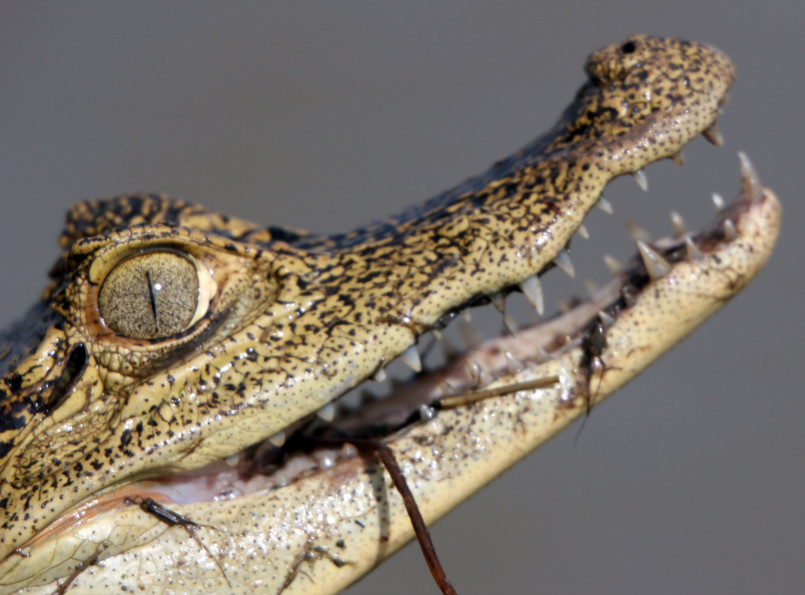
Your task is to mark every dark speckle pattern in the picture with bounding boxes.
[0,36,734,566]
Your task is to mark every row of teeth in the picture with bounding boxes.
[293,148,762,441]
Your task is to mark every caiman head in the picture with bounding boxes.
[0,35,778,592]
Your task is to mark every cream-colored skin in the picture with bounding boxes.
[3,177,781,593]
[0,35,781,593]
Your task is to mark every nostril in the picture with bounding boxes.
[620,41,636,54]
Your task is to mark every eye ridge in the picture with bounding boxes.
[98,248,200,340]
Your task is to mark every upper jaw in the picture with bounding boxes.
[1,156,780,594]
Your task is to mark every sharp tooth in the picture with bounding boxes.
[225,453,239,467]
[723,219,738,241]
[519,275,545,316]
[603,254,623,275]
[669,152,684,165]
[535,345,548,363]
[583,278,599,297]
[670,211,687,238]
[598,310,615,328]
[462,309,472,322]
[702,122,724,146]
[632,169,649,192]
[372,368,387,382]
[316,452,335,469]
[504,351,523,373]
[467,359,483,385]
[576,223,590,240]
[503,314,519,334]
[341,443,359,459]
[685,235,702,259]
[621,287,637,307]
[636,240,672,280]
[626,220,653,244]
[269,430,286,447]
[711,192,726,213]
[553,249,576,278]
[317,402,335,422]
[490,293,505,313]
[738,151,763,202]
[431,329,442,341]
[400,345,422,372]
[595,195,614,214]
[419,404,436,421]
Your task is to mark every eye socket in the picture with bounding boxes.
[99,250,200,340]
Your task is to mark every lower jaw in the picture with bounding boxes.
[3,161,780,595]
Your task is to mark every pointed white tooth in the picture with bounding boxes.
[598,310,615,328]
[553,249,576,278]
[490,293,505,313]
[462,309,472,322]
[636,240,672,280]
[519,275,544,316]
[431,328,442,341]
[669,152,684,166]
[621,287,637,307]
[400,345,422,373]
[595,195,614,214]
[372,368,387,382]
[702,122,724,146]
[467,359,483,385]
[316,402,335,422]
[316,452,335,469]
[603,254,623,275]
[419,404,436,421]
[341,442,359,458]
[535,345,548,363]
[583,278,599,298]
[670,211,687,238]
[576,223,590,240]
[626,220,652,244]
[503,314,519,333]
[685,235,702,259]
[269,430,286,447]
[738,151,763,202]
[225,453,239,467]
[723,219,738,241]
[711,192,726,213]
[632,169,649,192]
[504,351,523,373]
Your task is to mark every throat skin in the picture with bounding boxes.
[0,35,762,593]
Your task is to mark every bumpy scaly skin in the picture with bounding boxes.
[0,35,736,581]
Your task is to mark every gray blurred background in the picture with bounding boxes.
[0,2,801,594]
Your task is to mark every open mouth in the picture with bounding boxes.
[125,150,775,505]
[16,149,780,593]
[0,36,782,594]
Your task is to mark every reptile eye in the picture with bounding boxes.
[99,249,201,340]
